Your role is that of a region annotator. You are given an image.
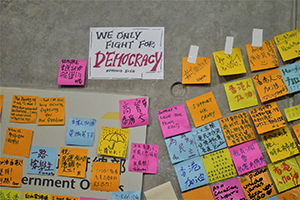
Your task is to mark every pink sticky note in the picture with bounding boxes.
[211,177,246,200]
[129,143,159,174]
[229,140,266,175]
[157,104,191,138]
[119,98,149,128]
[57,59,87,85]
[80,198,107,200]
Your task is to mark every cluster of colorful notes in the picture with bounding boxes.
[57,59,87,86]
[182,57,211,84]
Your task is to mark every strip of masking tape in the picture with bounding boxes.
[101,112,120,120]
[187,45,199,63]
[224,36,234,54]
[252,28,263,47]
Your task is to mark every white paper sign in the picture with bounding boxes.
[88,27,164,79]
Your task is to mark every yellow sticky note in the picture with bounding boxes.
[97,126,129,158]
[246,40,279,71]
[296,155,300,167]
[224,78,258,111]
[0,95,3,115]
[37,97,65,125]
[10,95,38,123]
[51,195,78,200]
[274,28,300,61]
[293,124,300,143]
[91,162,120,192]
[0,157,23,187]
[181,185,214,200]
[284,104,300,122]
[277,186,300,200]
[3,127,33,157]
[23,192,51,200]
[213,47,246,76]
[0,189,22,200]
[262,126,299,163]
[186,91,222,127]
[57,147,88,178]
[267,156,300,193]
[182,57,211,84]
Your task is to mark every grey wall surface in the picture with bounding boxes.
[1,0,300,199]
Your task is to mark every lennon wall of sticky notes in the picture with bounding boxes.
[186,91,222,127]
[157,104,191,138]
[284,104,300,122]
[0,189,22,200]
[10,95,38,123]
[224,78,258,111]
[0,157,23,187]
[182,57,211,84]
[57,59,87,85]
[213,47,246,76]
[23,191,51,200]
[279,61,300,94]
[211,177,246,200]
[97,126,129,158]
[249,102,286,134]
[119,97,149,128]
[38,97,65,125]
[3,127,33,158]
[262,126,299,163]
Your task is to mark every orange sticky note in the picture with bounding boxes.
[293,124,300,143]
[57,147,88,178]
[10,95,38,123]
[3,127,33,157]
[0,157,23,187]
[246,40,279,71]
[277,186,300,200]
[252,68,289,103]
[186,91,222,127]
[37,97,65,125]
[51,195,78,200]
[249,102,286,134]
[91,162,120,192]
[181,185,214,200]
[0,95,3,115]
[182,57,211,84]
[23,191,51,200]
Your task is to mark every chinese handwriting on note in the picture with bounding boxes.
[51,195,78,200]
[284,104,300,122]
[10,95,38,123]
[211,177,246,200]
[0,158,23,187]
[38,97,65,125]
[293,124,300,143]
[279,61,300,94]
[112,191,141,200]
[0,189,21,200]
[57,59,87,85]
[23,191,51,200]
[182,57,211,84]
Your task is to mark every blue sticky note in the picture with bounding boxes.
[112,191,141,200]
[174,156,209,192]
[66,117,96,146]
[165,131,199,164]
[192,120,227,156]
[265,195,278,200]
[28,146,57,176]
[280,61,300,94]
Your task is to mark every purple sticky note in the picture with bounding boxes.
[157,104,191,138]
[211,177,246,200]
[119,98,149,128]
[229,140,266,175]
[129,143,159,174]
[57,59,87,85]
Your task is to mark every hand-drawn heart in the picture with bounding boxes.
[266,189,272,195]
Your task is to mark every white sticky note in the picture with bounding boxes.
[225,36,234,54]
[144,181,178,200]
[187,45,199,64]
[252,29,263,47]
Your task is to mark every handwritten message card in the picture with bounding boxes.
[119,97,149,128]
[239,167,277,200]
[38,97,65,125]
[3,127,33,157]
[192,120,227,155]
[246,40,279,71]
[91,162,120,192]
[174,156,209,192]
[66,117,96,146]
[220,111,256,147]
[181,185,215,200]
[262,126,299,163]
[0,157,23,187]
[249,102,286,134]
[0,189,21,200]
[202,148,237,183]
[10,95,38,123]
[211,177,246,200]
[97,126,129,158]
[293,124,300,143]
[52,195,78,200]
[229,140,266,175]
[224,78,258,111]
[23,192,51,200]
[157,104,191,138]
[129,143,159,174]
[277,186,300,200]
[57,59,87,85]
[267,156,300,193]
[284,104,300,122]
[186,91,222,127]
[279,61,300,94]
[0,95,3,115]
[28,146,57,176]
[274,28,300,61]
[213,47,247,76]
[182,57,211,84]
[58,147,88,178]
[165,131,198,164]
[112,191,141,200]
[252,68,289,103]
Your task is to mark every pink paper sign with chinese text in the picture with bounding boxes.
[57,59,87,85]
[119,97,149,128]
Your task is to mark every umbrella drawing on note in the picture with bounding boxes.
[104,132,125,149]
